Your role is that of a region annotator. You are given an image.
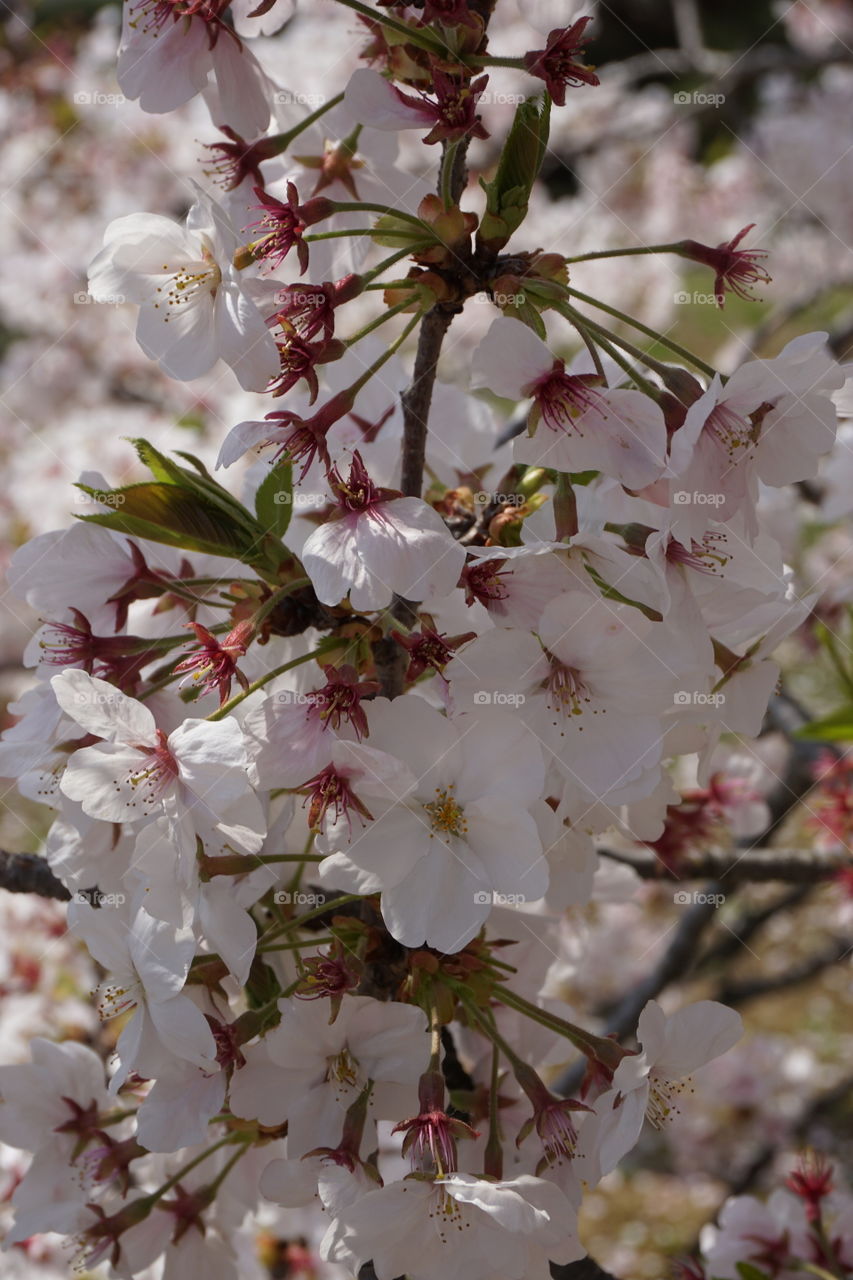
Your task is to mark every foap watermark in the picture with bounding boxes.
[274,91,326,108]
[274,289,329,309]
[472,491,524,508]
[473,691,526,707]
[273,690,314,706]
[674,690,726,708]
[674,291,722,306]
[673,890,726,907]
[274,890,327,906]
[73,890,127,907]
[73,91,126,107]
[672,490,725,506]
[273,491,327,507]
[74,491,125,507]
[479,91,526,106]
[74,292,125,306]
[673,90,725,107]
[473,890,527,906]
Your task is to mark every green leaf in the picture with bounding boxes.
[735,1264,773,1280]
[478,95,551,250]
[794,709,853,742]
[77,483,264,562]
[255,461,294,540]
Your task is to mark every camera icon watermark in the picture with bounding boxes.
[473,691,526,707]
[274,890,326,906]
[674,890,726,907]
[673,690,726,707]
[673,90,725,107]
[73,91,126,107]
[672,490,725,506]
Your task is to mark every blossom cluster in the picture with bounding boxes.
[1,1,851,1277]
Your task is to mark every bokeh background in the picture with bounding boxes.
[2,0,853,1275]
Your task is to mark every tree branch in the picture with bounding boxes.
[0,850,71,902]
[597,846,849,883]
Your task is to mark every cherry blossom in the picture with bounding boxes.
[87,185,279,389]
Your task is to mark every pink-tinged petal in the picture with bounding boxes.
[136,1066,227,1153]
[129,909,197,1000]
[60,743,155,823]
[365,695,461,790]
[655,1001,743,1078]
[381,851,488,952]
[118,11,211,113]
[51,669,156,743]
[135,286,219,382]
[358,497,465,602]
[302,514,378,608]
[595,1084,649,1175]
[229,1043,305,1126]
[465,799,548,901]
[210,37,270,136]
[472,317,554,400]
[453,706,545,805]
[148,994,218,1069]
[344,68,434,132]
[216,418,287,468]
[213,278,280,391]
[320,804,430,886]
[197,884,257,986]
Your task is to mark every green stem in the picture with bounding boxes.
[259,935,334,952]
[206,637,347,721]
[328,0,445,51]
[563,285,718,379]
[492,984,624,1068]
[564,242,685,264]
[328,202,430,231]
[555,302,662,399]
[361,246,415,285]
[468,55,525,68]
[149,1135,238,1204]
[440,140,461,210]
[267,91,345,155]
[204,1140,251,1197]
[250,577,310,629]
[344,298,418,346]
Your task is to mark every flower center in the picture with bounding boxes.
[326,1047,360,1092]
[154,249,221,321]
[423,786,467,838]
[543,658,594,728]
[645,1072,691,1129]
[124,730,179,813]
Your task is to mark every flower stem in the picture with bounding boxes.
[563,285,717,378]
[564,242,685,263]
[344,298,419,346]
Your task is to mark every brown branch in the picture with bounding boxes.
[715,935,853,1008]
[553,884,724,1097]
[597,846,850,884]
[0,850,71,902]
[372,135,470,700]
